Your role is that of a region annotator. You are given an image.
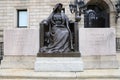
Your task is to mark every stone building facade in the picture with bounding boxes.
[0,0,119,47]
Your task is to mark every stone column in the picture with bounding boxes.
[110,12,116,28]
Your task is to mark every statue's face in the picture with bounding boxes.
[58,5,62,11]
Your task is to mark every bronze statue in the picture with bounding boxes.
[39,3,74,53]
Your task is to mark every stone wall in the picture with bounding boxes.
[0,0,74,29]
[0,0,119,40]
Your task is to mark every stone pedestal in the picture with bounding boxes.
[79,28,116,56]
[4,28,39,55]
[0,56,36,69]
[1,29,39,69]
[83,55,119,69]
[34,57,83,72]
[79,28,119,69]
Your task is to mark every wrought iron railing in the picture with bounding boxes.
[0,42,3,64]
[116,38,120,51]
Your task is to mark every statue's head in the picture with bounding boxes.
[53,3,63,12]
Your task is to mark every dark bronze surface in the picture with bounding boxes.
[37,52,81,57]
[39,3,75,54]
[38,3,80,56]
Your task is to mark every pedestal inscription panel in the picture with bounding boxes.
[79,28,116,56]
[4,28,39,55]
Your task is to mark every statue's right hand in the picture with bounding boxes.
[45,32,50,38]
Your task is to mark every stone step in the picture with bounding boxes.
[1,55,120,69]
[0,69,120,80]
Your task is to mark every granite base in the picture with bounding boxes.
[83,55,119,69]
[0,56,36,69]
[34,57,84,72]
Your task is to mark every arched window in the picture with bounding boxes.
[84,1,110,28]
